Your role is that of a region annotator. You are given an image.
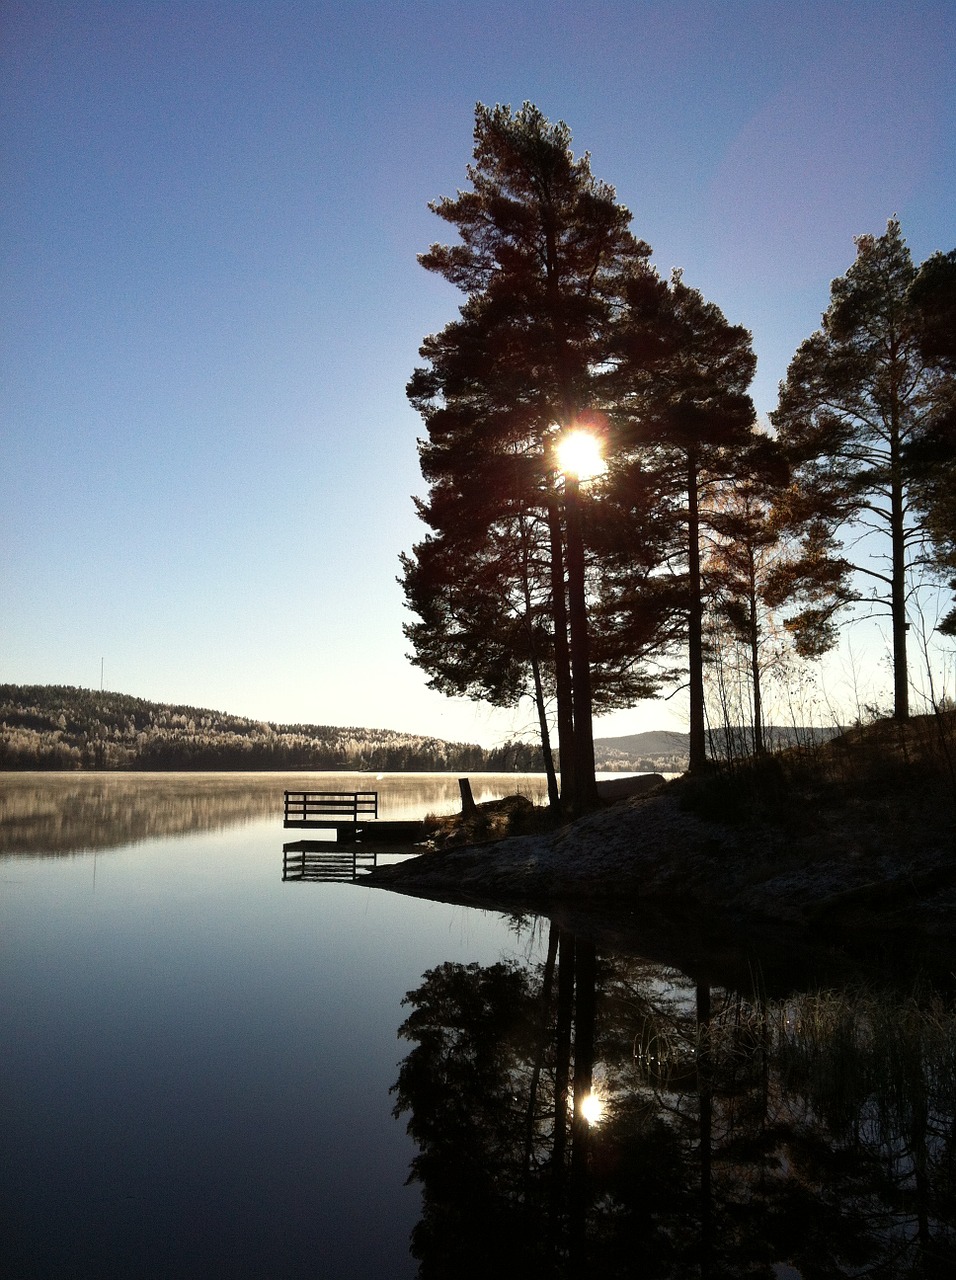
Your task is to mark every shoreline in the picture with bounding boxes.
[363,756,956,958]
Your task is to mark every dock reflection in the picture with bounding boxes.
[281,840,380,882]
[280,841,422,883]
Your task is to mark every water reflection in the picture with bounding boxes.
[0,772,551,855]
[392,924,956,1278]
[282,841,381,881]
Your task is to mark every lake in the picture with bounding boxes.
[2,773,954,1278]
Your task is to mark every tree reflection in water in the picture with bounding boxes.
[392,925,956,1278]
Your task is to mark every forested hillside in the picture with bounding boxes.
[592,731,689,773]
[0,686,541,773]
[591,726,842,773]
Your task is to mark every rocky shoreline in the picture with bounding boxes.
[363,719,956,954]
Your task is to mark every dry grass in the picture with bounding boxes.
[424,793,559,849]
[678,710,956,841]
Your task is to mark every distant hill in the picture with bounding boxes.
[0,685,540,773]
[593,731,690,773]
[593,725,842,772]
[0,684,844,775]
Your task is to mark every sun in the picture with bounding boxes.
[579,1091,604,1124]
[555,429,606,481]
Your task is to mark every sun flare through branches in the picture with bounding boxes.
[555,429,606,482]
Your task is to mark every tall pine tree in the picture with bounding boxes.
[605,270,763,771]
[771,221,947,719]
[907,247,956,634]
[402,103,653,808]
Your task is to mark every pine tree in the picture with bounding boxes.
[403,103,653,809]
[703,478,795,756]
[907,248,956,633]
[772,221,948,718]
[606,271,763,771]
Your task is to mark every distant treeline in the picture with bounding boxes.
[591,726,841,773]
[0,685,542,773]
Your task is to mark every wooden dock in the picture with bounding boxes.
[282,790,425,846]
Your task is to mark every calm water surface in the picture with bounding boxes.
[2,773,547,1279]
[2,774,954,1279]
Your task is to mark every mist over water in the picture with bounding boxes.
[0,771,552,855]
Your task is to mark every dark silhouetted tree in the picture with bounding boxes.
[771,220,950,719]
[605,271,764,771]
[702,477,799,757]
[403,102,655,809]
[907,247,956,633]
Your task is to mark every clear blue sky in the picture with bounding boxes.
[3,1,954,746]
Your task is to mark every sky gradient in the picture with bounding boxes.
[3,1,954,746]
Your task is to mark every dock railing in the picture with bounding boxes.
[283,791,378,827]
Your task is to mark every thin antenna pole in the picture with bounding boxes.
[100,658,104,692]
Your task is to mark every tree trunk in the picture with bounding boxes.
[750,625,763,755]
[528,640,561,810]
[518,526,562,811]
[687,455,707,771]
[548,499,577,809]
[564,475,599,810]
[748,546,764,755]
[890,412,909,720]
